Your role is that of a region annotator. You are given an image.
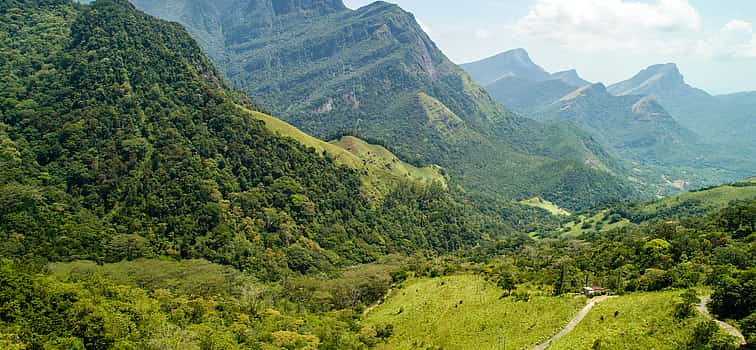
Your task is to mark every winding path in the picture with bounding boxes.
[531,295,615,350]
[696,296,746,346]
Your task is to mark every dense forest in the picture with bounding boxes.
[0,0,754,349]
[128,0,644,211]
[0,0,554,279]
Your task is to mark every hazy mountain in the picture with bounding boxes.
[610,63,756,150]
[608,63,709,100]
[536,84,700,164]
[466,50,754,192]
[460,48,551,86]
[462,49,592,113]
[129,0,641,209]
[461,49,591,88]
[485,77,576,115]
[551,69,591,88]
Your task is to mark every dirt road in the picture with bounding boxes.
[531,295,614,350]
[696,296,746,345]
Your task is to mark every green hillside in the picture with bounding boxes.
[467,51,755,194]
[549,291,707,350]
[559,178,756,237]
[609,63,756,154]
[0,0,515,279]
[363,275,585,350]
[126,0,643,210]
[242,107,447,199]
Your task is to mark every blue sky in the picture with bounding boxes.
[344,0,756,94]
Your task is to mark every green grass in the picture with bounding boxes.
[243,108,446,199]
[548,291,704,350]
[520,197,571,216]
[560,181,756,237]
[330,136,446,186]
[363,275,585,350]
[560,210,631,238]
[635,181,756,218]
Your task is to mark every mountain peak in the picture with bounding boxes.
[461,48,550,86]
[551,69,591,87]
[608,63,709,99]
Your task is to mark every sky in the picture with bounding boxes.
[343,0,756,94]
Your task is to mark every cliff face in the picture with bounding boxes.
[129,0,642,209]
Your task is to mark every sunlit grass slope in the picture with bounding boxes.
[242,108,446,199]
[364,275,585,350]
[520,197,571,216]
[549,291,705,350]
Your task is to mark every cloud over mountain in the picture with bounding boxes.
[513,0,701,54]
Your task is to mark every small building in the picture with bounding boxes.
[583,286,607,297]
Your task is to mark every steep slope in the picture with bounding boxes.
[128,0,640,209]
[461,49,591,89]
[537,84,698,163]
[462,49,591,114]
[468,50,755,193]
[485,77,577,115]
[551,69,591,88]
[460,48,551,86]
[609,63,756,159]
[607,63,709,101]
[0,0,511,276]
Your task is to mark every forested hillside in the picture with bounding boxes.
[609,63,756,156]
[464,50,756,194]
[125,0,643,210]
[0,0,560,280]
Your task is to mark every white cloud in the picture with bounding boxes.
[513,0,702,54]
[716,20,756,59]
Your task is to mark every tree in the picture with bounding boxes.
[497,273,516,296]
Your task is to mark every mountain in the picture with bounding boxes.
[551,69,591,88]
[461,49,591,88]
[607,63,709,100]
[536,84,700,164]
[129,0,641,210]
[1,0,547,278]
[609,63,756,153]
[485,77,577,115]
[460,48,551,86]
[465,50,755,193]
[462,49,591,114]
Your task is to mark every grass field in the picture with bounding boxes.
[363,275,585,350]
[241,108,446,199]
[520,197,571,216]
[631,181,756,219]
[548,291,704,350]
[559,180,756,237]
[559,210,631,238]
[330,136,446,186]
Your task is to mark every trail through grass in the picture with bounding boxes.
[548,291,704,350]
[363,275,585,350]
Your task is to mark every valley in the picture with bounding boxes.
[0,0,754,349]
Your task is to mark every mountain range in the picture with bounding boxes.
[126,0,641,209]
[609,63,756,150]
[1,0,521,275]
[463,49,756,193]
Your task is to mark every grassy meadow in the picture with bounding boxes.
[548,291,704,350]
[363,275,585,350]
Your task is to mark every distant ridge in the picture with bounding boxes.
[608,63,709,100]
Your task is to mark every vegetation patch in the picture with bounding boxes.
[520,197,571,216]
[549,291,720,350]
[363,275,585,349]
